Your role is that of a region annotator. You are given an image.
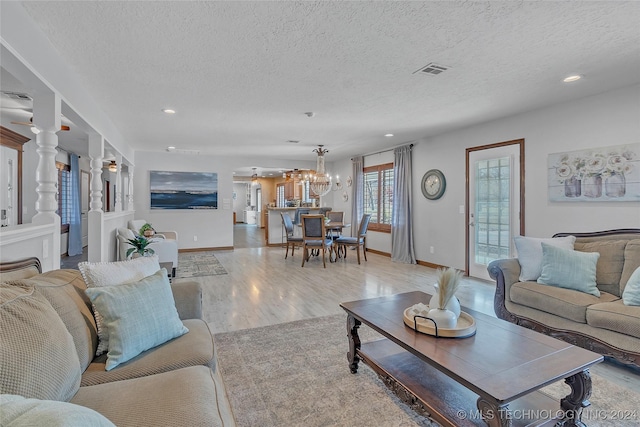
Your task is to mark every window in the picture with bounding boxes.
[363,162,393,232]
[56,161,70,233]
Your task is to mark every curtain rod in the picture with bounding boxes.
[351,143,413,160]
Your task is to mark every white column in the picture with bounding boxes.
[127,165,134,210]
[88,134,105,262]
[114,153,122,212]
[31,92,61,269]
[31,92,61,225]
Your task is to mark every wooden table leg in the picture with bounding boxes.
[476,398,511,427]
[556,370,593,427]
[347,315,361,374]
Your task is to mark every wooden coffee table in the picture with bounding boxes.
[340,291,603,427]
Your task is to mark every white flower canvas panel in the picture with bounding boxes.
[548,143,640,202]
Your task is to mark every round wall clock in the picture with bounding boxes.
[421,169,446,200]
[342,191,349,202]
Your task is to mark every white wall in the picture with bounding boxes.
[411,84,640,270]
[132,152,235,249]
[326,85,640,270]
[0,222,59,271]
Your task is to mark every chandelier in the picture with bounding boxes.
[308,145,332,197]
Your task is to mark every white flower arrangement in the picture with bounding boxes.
[554,147,635,182]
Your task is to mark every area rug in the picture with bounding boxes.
[176,251,227,278]
[215,314,637,427]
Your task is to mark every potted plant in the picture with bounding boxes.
[126,236,155,258]
[139,223,155,237]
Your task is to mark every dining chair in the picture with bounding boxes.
[301,214,334,268]
[280,212,303,259]
[326,211,345,239]
[335,214,372,265]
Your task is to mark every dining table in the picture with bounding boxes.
[296,221,351,260]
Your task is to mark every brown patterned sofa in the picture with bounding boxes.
[488,229,640,369]
[0,257,234,426]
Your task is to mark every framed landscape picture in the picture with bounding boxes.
[547,143,640,202]
[150,171,218,209]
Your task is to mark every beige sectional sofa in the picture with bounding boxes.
[488,229,640,369]
[0,257,234,426]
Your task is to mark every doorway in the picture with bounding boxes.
[466,139,524,280]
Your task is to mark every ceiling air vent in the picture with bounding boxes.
[1,91,32,101]
[286,140,300,144]
[414,63,449,76]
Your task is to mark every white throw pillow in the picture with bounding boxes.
[78,256,161,356]
[513,235,576,281]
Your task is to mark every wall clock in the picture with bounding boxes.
[342,191,349,202]
[421,169,446,200]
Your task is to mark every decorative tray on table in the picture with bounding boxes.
[403,305,477,338]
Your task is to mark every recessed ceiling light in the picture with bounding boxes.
[167,146,176,151]
[385,133,394,137]
[162,109,176,114]
[563,75,582,83]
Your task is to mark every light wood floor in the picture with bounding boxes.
[182,243,640,395]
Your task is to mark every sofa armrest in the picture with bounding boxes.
[157,231,178,240]
[171,281,202,320]
[487,258,521,321]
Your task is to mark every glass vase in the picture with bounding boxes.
[582,175,602,198]
[564,176,581,197]
[605,172,626,197]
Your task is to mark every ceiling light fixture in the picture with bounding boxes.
[385,133,394,137]
[307,145,332,197]
[162,109,176,114]
[108,161,117,173]
[563,75,582,83]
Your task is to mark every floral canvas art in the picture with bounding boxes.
[548,143,640,202]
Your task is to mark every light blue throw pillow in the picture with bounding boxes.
[622,267,640,306]
[0,394,116,427]
[537,243,600,297]
[85,269,188,371]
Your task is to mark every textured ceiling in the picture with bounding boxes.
[4,1,640,163]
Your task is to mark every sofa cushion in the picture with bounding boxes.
[71,366,223,427]
[622,267,640,306]
[513,235,576,281]
[0,394,115,427]
[621,239,640,292]
[79,256,161,356]
[117,226,135,240]
[21,269,98,372]
[574,239,627,296]
[587,300,640,339]
[81,319,214,386]
[511,281,618,323]
[85,269,188,371]
[537,243,600,297]
[0,284,81,401]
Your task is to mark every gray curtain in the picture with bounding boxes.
[391,145,416,263]
[350,156,364,237]
[68,153,83,256]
